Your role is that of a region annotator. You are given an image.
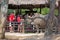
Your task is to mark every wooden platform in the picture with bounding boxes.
[5,32,60,40]
[5,32,44,40]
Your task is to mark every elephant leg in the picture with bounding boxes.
[36,25,39,33]
[42,29,45,33]
[40,28,42,33]
[40,28,45,33]
[33,25,35,30]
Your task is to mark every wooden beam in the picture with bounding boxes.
[8,4,49,9]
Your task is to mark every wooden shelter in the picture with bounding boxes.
[0,0,60,39]
[0,0,59,14]
[7,0,49,15]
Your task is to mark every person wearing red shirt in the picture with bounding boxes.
[17,15,21,23]
[9,13,15,22]
[8,13,15,32]
[16,15,21,32]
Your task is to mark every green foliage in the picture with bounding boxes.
[21,9,25,15]
[33,8,40,13]
[21,9,25,13]
[21,9,30,15]
[7,9,14,15]
[7,8,58,16]
[37,8,40,13]
[54,9,58,16]
[33,8,37,11]
[41,7,58,16]
[41,7,49,15]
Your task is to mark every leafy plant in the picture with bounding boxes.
[7,9,14,15]
[41,7,49,15]
[54,9,58,16]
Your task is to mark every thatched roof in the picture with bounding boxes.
[9,0,48,5]
[0,0,59,6]
[9,0,59,6]
[8,0,59,9]
[8,0,48,9]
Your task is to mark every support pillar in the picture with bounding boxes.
[19,5,21,15]
[40,5,41,14]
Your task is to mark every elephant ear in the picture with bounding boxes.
[33,17,46,27]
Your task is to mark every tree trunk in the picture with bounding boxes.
[58,1,60,20]
[45,0,56,36]
[0,0,8,39]
[58,1,60,33]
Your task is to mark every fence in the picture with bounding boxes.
[5,20,37,33]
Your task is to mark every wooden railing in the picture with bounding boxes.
[5,21,37,33]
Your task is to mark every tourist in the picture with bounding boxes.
[8,12,15,32]
[16,15,21,32]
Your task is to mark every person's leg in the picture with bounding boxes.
[19,22,23,33]
[12,22,15,32]
[21,23,25,33]
[17,25,19,32]
[18,22,20,32]
[9,22,13,32]
[20,25,22,33]
[9,22,12,32]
